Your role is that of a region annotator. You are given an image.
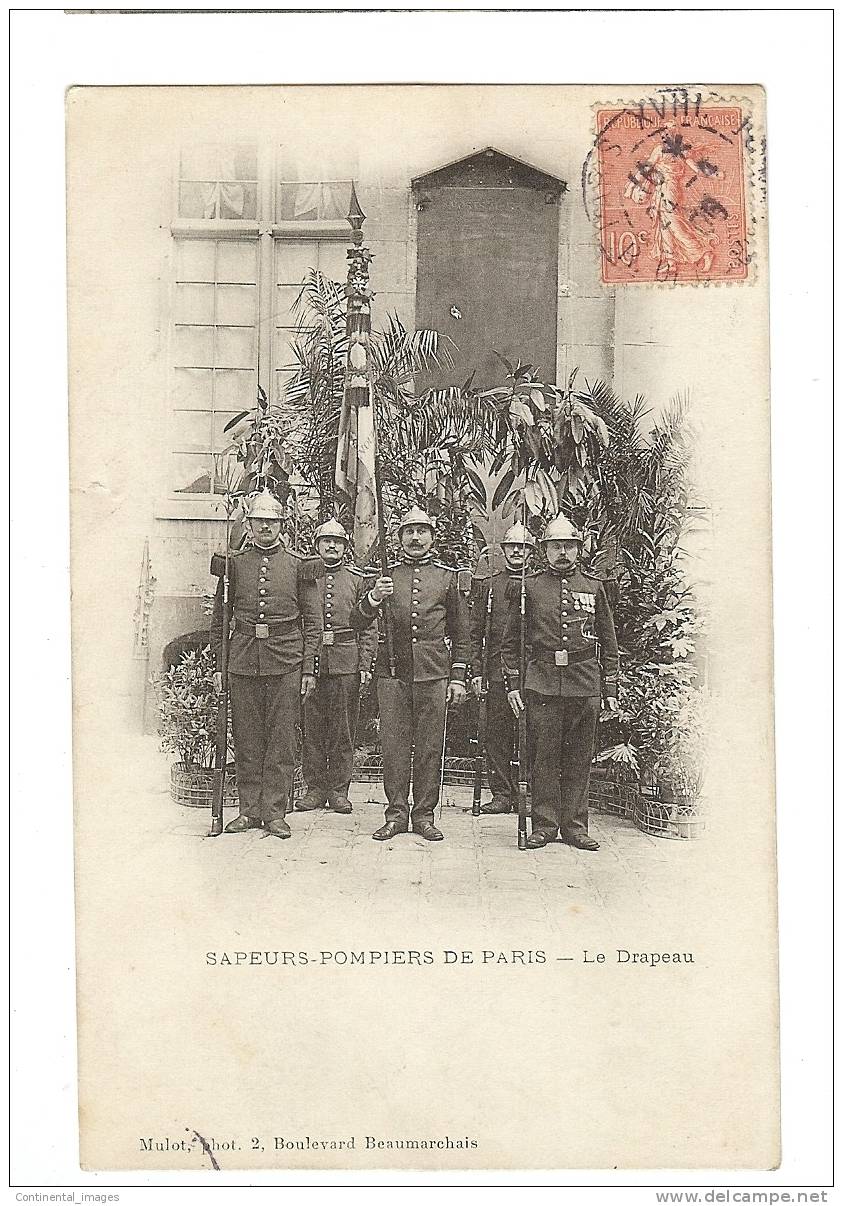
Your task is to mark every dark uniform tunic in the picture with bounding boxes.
[501,565,618,840]
[469,571,521,804]
[211,543,321,824]
[352,556,471,828]
[302,562,377,803]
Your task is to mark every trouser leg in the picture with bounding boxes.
[526,691,562,837]
[409,679,448,827]
[302,679,328,796]
[229,673,264,821]
[260,669,300,824]
[377,677,412,827]
[325,674,360,796]
[558,696,601,838]
[486,680,515,799]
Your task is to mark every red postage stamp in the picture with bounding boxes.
[596,105,749,284]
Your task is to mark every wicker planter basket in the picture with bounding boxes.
[170,762,305,809]
[170,762,239,809]
[352,754,489,789]
[633,783,705,840]
[588,765,638,818]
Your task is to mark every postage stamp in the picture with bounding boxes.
[594,102,749,285]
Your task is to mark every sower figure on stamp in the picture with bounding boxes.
[351,506,470,842]
[211,490,320,838]
[469,522,536,814]
[297,517,377,816]
[502,513,619,851]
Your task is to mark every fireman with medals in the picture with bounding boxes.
[502,513,619,850]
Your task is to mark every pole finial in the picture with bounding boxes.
[347,180,366,243]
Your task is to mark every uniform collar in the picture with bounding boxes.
[402,553,433,565]
[252,541,283,555]
[549,563,579,577]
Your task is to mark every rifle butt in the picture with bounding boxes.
[209,692,229,837]
[516,712,529,849]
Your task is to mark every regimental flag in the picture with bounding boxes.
[335,309,378,565]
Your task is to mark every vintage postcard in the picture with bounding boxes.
[68,83,776,1171]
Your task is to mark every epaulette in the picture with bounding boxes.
[296,555,323,582]
[433,559,459,571]
[345,564,366,577]
[209,548,247,576]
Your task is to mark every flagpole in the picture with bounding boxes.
[344,182,396,677]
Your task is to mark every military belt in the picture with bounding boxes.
[234,617,298,639]
[533,645,596,667]
[321,628,356,646]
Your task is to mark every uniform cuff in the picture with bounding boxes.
[603,680,617,699]
[449,662,468,684]
[363,590,383,612]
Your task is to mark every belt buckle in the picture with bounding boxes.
[255,623,270,639]
[555,649,569,667]
[322,631,335,646]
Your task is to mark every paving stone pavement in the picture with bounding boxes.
[114,734,707,944]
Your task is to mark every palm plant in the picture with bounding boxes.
[281,269,505,559]
[582,389,704,786]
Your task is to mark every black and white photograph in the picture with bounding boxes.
[10,10,833,1190]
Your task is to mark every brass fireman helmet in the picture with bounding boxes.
[314,518,350,544]
[397,505,436,534]
[541,513,583,544]
[501,522,536,548]
[244,490,286,521]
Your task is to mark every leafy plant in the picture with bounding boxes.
[279,268,501,558]
[156,646,228,769]
[587,390,705,790]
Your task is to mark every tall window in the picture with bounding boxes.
[169,145,353,497]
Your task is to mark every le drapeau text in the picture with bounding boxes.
[205,948,696,968]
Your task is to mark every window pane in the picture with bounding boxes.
[275,284,302,322]
[172,368,213,410]
[173,325,214,367]
[217,240,257,284]
[277,180,351,221]
[214,369,256,412]
[215,326,256,369]
[216,284,257,326]
[178,181,216,220]
[274,368,297,403]
[317,241,350,283]
[212,411,248,447]
[174,283,215,325]
[178,180,257,220]
[172,410,212,451]
[175,239,216,282]
[219,182,257,220]
[276,241,319,284]
[274,327,299,369]
[173,453,213,494]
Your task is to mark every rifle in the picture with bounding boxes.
[516,526,529,851]
[209,501,234,837]
[471,582,494,816]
